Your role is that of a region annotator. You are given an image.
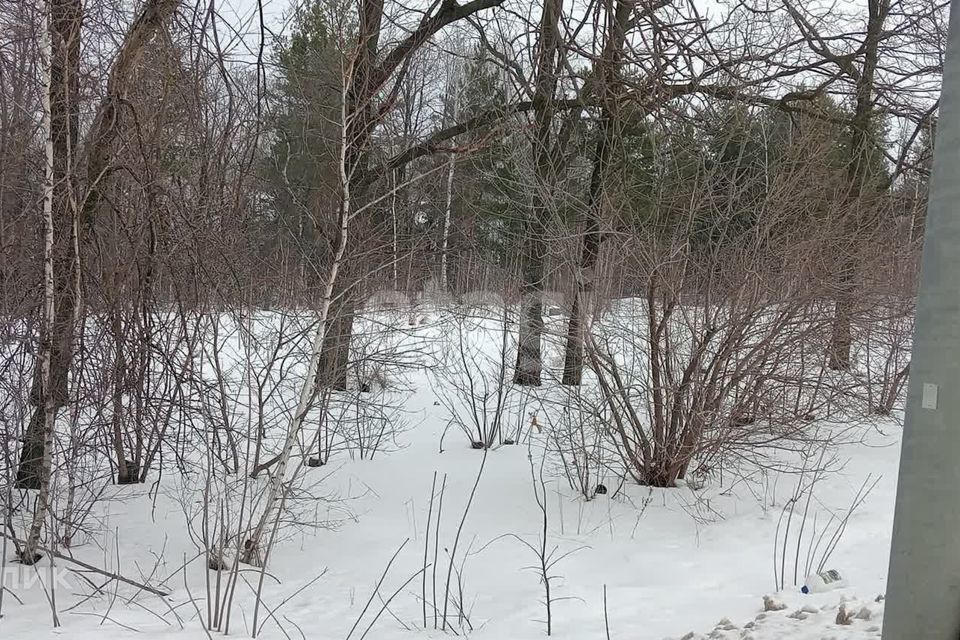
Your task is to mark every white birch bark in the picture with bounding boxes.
[23,1,58,565]
[391,167,399,288]
[441,153,455,293]
[242,70,354,565]
[440,75,459,294]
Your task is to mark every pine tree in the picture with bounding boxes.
[263,0,342,287]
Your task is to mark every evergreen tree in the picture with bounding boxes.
[262,0,342,280]
[450,47,525,275]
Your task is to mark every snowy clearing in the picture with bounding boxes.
[0,308,901,640]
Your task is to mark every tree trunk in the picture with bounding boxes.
[561,219,601,385]
[110,307,133,484]
[20,1,60,564]
[17,0,181,488]
[561,0,633,386]
[562,131,608,385]
[391,168,399,288]
[318,291,357,390]
[515,257,546,386]
[828,0,887,371]
[828,300,853,370]
[440,71,459,293]
[243,103,355,564]
[514,0,562,387]
[243,0,508,563]
[316,0,507,386]
[311,0,382,392]
[16,0,81,492]
[441,152,456,293]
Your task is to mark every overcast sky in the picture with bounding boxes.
[214,0,744,63]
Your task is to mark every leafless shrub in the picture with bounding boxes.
[577,107,878,488]
[858,299,914,417]
[773,453,880,591]
[586,273,846,488]
[516,450,586,636]
[412,456,486,634]
[541,388,619,501]
[435,307,514,450]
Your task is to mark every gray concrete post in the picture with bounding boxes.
[883,5,960,639]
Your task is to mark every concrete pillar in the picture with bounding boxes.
[883,6,960,639]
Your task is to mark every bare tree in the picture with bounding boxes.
[16,0,181,489]
[561,0,634,386]
[243,0,508,564]
[514,0,563,386]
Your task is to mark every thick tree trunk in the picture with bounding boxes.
[16,412,47,491]
[828,297,854,370]
[16,0,81,492]
[513,0,562,387]
[828,0,887,371]
[515,248,546,386]
[318,291,356,390]
[561,218,601,385]
[310,0,382,392]
[17,0,181,488]
[562,130,608,386]
[561,0,633,386]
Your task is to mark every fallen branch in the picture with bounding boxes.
[0,532,170,597]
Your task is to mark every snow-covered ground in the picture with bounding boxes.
[0,308,902,640]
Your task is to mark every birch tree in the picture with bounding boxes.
[21,0,56,565]
[242,54,355,563]
[15,0,80,492]
[243,0,507,564]
[440,62,462,293]
[15,0,182,489]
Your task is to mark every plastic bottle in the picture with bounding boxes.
[801,569,846,594]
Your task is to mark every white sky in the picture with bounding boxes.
[207,0,940,156]
[213,0,736,63]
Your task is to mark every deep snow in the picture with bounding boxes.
[0,308,902,640]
